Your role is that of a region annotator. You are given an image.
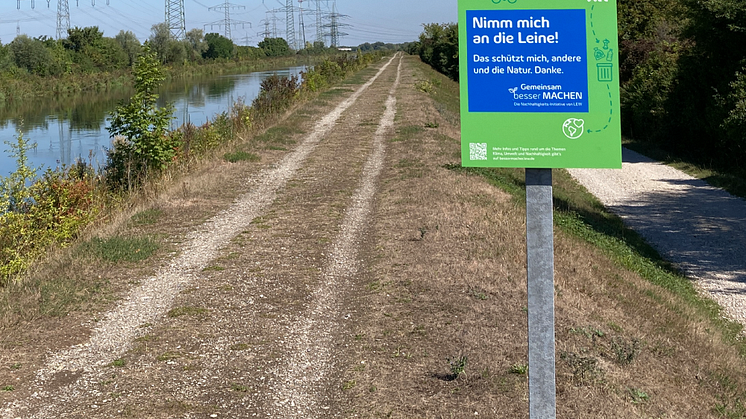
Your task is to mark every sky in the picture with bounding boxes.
[0,0,457,47]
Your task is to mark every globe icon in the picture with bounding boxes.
[562,118,585,139]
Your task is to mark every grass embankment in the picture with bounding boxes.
[0,51,387,285]
[337,56,746,417]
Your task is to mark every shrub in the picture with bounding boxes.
[106,42,177,189]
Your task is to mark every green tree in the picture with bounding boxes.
[185,28,208,61]
[204,33,234,59]
[9,35,55,76]
[417,23,459,81]
[258,37,290,57]
[115,30,142,66]
[64,26,104,52]
[106,42,177,182]
[149,22,171,63]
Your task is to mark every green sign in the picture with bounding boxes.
[459,0,622,169]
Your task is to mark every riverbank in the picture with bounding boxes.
[0,51,386,285]
[0,54,331,107]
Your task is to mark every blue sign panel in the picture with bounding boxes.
[466,9,589,113]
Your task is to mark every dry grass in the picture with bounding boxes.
[335,56,746,418]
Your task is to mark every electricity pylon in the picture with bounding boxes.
[206,1,251,41]
[323,1,349,48]
[297,0,306,48]
[57,0,70,39]
[166,0,186,40]
[17,0,110,40]
[285,0,296,49]
[315,0,324,46]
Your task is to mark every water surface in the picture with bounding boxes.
[0,66,305,177]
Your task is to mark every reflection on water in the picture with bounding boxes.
[0,66,305,177]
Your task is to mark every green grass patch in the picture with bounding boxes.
[255,126,303,146]
[130,209,163,226]
[224,151,260,163]
[229,343,250,351]
[111,359,126,367]
[79,236,158,263]
[391,125,424,143]
[167,306,208,318]
[156,351,180,362]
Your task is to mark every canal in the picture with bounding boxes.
[0,65,306,177]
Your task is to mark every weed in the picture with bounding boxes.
[224,151,260,163]
[611,337,641,366]
[167,306,208,318]
[509,363,528,375]
[628,387,650,404]
[424,121,439,129]
[2,385,14,391]
[561,352,604,384]
[202,266,225,272]
[10,363,21,370]
[111,359,126,367]
[131,209,163,226]
[418,227,428,240]
[342,380,357,390]
[229,343,250,351]
[469,287,489,300]
[447,355,468,378]
[608,322,624,333]
[414,79,434,93]
[231,383,249,392]
[570,326,605,339]
[156,352,180,361]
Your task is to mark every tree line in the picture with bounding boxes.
[412,0,746,174]
[0,25,296,79]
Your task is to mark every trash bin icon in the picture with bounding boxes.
[597,63,613,82]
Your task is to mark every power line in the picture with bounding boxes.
[205,1,250,41]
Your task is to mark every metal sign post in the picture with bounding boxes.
[526,168,555,418]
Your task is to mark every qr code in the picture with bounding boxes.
[469,143,488,161]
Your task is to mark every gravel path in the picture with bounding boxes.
[268,54,402,418]
[1,54,399,419]
[569,148,746,323]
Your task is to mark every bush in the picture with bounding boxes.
[106,42,177,190]
[415,23,459,81]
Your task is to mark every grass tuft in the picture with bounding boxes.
[224,151,260,163]
[167,306,208,318]
[78,236,158,263]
